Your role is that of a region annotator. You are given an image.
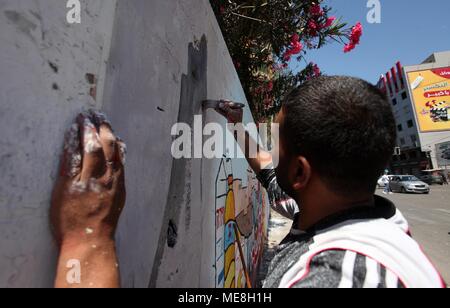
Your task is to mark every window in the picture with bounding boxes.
[410,135,417,144]
[400,137,405,145]
[398,124,403,132]
[392,98,398,106]
[401,92,408,100]
[407,120,414,128]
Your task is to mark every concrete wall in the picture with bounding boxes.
[0,0,268,288]
[0,0,117,288]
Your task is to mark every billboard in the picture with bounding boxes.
[436,141,450,167]
[407,67,450,132]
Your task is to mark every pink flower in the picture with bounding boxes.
[324,16,336,28]
[290,41,303,55]
[310,4,324,16]
[290,34,303,54]
[350,22,363,44]
[282,33,303,62]
[308,20,318,36]
[312,63,321,77]
[308,20,318,31]
[344,22,363,53]
[267,81,274,92]
[344,42,356,53]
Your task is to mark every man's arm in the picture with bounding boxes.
[51,110,126,288]
[257,167,300,221]
[216,101,272,174]
[55,238,120,288]
[216,102,299,220]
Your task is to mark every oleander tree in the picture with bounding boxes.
[210,0,363,122]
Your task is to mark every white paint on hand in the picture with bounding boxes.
[83,121,102,153]
[117,137,127,165]
[69,181,88,193]
[64,123,82,177]
[89,179,102,193]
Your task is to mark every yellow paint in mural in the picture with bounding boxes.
[223,175,236,289]
[237,270,245,289]
[407,67,450,132]
[224,249,235,288]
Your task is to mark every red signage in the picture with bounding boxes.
[432,68,450,79]
[424,90,450,98]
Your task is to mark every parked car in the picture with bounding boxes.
[377,175,393,188]
[389,175,430,194]
[419,174,444,185]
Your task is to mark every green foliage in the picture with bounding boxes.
[210,0,357,121]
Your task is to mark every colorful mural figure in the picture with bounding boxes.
[223,175,236,288]
[215,158,268,288]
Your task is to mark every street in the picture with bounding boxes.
[377,186,450,284]
[261,185,450,286]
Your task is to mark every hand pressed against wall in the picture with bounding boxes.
[51,110,126,288]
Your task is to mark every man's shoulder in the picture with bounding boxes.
[289,249,404,288]
[267,218,444,288]
[264,244,404,288]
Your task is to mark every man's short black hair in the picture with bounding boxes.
[282,76,396,196]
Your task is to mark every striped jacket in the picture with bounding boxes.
[257,168,446,288]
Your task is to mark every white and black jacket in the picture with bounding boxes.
[257,167,446,288]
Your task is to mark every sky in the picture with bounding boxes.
[291,0,450,84]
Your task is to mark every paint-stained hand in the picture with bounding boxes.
[51,110,127,247]
[215,100,244,124]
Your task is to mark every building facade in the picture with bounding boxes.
[378,51,450,176]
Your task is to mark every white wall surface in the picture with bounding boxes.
[0,0,268,288]
[0,0,117,288]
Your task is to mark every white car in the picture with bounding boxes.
[389,175,430,194]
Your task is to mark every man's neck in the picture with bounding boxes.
[294,187,375,231]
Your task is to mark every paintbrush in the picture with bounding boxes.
[202,100,245,110]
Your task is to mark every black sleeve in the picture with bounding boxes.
[256,166,300,220]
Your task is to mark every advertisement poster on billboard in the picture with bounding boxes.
[407,67,450,132]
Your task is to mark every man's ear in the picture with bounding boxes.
[292,156,312,191]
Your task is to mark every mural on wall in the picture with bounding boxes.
[215,158,268,288]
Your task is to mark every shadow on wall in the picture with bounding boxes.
[149,35,208,287]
